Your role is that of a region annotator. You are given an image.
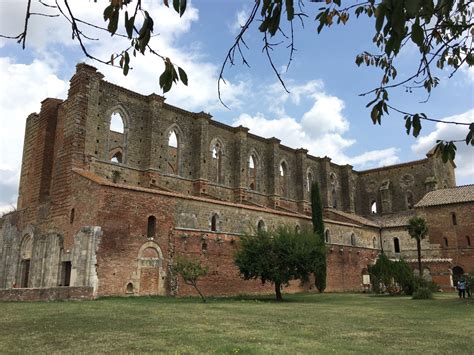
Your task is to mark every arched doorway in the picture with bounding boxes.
[452,266,464,286]
[137,242,164,296]
[19,235,33,288]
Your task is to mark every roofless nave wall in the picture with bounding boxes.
[17,63,456,219]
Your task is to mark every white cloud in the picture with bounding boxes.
[411,109,474,184]
[301,93,349,137]
[233,82,400,170]
[230,8,249,34]
[0,57,69,210]
[348,148,400,168]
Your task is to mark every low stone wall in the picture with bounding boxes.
[0,287,94,301]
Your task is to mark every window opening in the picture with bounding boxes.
[406,191,414,209]
[451,212,457,225]
[351,233,356,246]
[20,259,30,288]
[168,130,179,174]
[307,172,313,192]
[332,187,337,209]
[110,112,124,133]
[70,208,75,224]
[211,143,222,183]
[147,216,156,238]
[111,151,122,163]
[371,200,377,214]
[61,261,72,286]
[394,237,400,253]
[248,154,257,190]
[279,162,288,197]
[211,214,218,232]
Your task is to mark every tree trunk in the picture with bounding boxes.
[188,281,206,303]
[275,282,282,301]
[416,238,422,278]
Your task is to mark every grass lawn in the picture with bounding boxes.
[0,292,472,354]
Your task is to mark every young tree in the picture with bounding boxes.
[407,216,429,277]
[311,181,326,293]
[174,257,208,303]
[234,226,325,301]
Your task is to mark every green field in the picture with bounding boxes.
[0,293,472,354]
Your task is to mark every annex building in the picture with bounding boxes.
[0,64,472,300]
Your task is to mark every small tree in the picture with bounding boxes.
[174,257,208,303]
[407,216,428,278]
[311,181,326,293]
[234,226,325,301]
[368,254,415,295]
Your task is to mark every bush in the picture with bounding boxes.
[413,276,439,293]
[369,254,414,295]
[412,287,433,299]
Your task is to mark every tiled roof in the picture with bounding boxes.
[403,258,453,263]
[72,168,310,220]
[370,210,417,228]
[415,185,474,207]
[325,208,380,228]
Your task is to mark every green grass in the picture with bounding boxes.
[0,293,472,354]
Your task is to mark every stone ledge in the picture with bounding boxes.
[0,287,94,302]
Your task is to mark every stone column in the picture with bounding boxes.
[147,94,165,171]
[70,227,102,296]
[233,126,249,203]
[192,112,211,195]
[341,165,355,213]
[319,157,332,207]
[295,148,309,213]
[266,137,281,208]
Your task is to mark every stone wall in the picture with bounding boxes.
[67,171,380,297]
[0,287,93,301]
[356,158,455,216]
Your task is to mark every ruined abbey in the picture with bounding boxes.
[0,63,472,300]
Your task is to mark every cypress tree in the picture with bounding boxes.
[311,181,327,292]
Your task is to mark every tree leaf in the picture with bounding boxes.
[405,116,412,135]
[178,67,188,85]
[412,114,422,137]
[411,21,424,47]
[375,4,385,33]
[285,0,294,21]
[125,12,134,39]
[179,0,187,17]
[123,51,130,76]
[405,0,421,19]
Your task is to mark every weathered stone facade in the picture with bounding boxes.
[0,63,472,299]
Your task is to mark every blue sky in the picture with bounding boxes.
[0,0,473,213]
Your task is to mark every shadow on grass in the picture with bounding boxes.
[94,291,369,305]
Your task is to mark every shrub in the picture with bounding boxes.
[413,276,439,293]
[369,254,439,296]
[369,254,414,295]
[412,287,433,299]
